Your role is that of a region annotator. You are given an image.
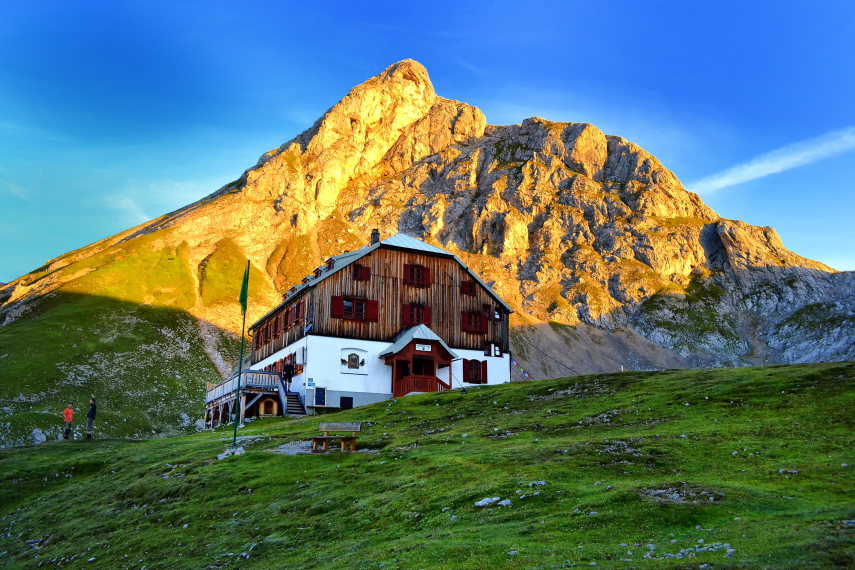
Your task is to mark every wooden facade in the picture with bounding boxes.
[249,245,510,365]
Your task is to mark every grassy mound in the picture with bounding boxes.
[1,363,853,568]
[0,292,231,446]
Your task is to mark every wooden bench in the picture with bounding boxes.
[309,422,362,453]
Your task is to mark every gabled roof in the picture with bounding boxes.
[250,233,513,330]
[378,324,459,359]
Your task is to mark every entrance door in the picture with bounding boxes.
[412,356,435,376]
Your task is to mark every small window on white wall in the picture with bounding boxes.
[340,348,368,375]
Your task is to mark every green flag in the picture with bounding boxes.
[239,260,250,315]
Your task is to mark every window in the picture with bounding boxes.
[460,281,476,296]
[484,304,503,322]
[484,342,502,357]
[402,303,432,327]
[462,311,488,334]
[331,296,379,322]
[462,359,488,384]
[353,264,371,281]
[485,342,503,357]
[403,263,431,287]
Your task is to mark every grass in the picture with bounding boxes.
[1,362,853,568]
[0,292,230,446]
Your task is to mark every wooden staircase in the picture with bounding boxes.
[285,393,306,416]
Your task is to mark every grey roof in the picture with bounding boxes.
[378,324,459,359]
[250,232,513,329]
[379,233,452,255]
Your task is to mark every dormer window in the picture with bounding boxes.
[326,258,335,270]
[403,264,431,287]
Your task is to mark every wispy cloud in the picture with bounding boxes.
[0,180,30,200]
[103,194,151,226]
[100,177,222,226]
[689,126,855,193]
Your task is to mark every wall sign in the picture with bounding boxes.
[340,347,368,375]
[415,344,432,352]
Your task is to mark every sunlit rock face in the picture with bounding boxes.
[2,58,853,386]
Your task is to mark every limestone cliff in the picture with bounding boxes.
[1,59,853,445]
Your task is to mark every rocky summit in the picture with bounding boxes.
[1,59,853,445]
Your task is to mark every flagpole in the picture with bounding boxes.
[232,260,250,449]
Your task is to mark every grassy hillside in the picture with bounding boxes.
[0,292,233,447]
[1,363,853,569]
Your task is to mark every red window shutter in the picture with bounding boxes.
[402,264,411,285]
[331,295,345,318]
[366,300,379,322]
[296,302,304,319]
[354,264,371,281]
[422,266,431,286]
[479,313,488,334]
[481,360,488,384]
[423,306,432,327]
[461,311,469,332]
[462,359,471,382]
[402,303,413,326]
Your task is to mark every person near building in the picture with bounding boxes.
[63,403,74,440]
[86,396,97,440]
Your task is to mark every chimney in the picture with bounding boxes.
[370,229,380,245]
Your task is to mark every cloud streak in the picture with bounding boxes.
[690,126,855,193]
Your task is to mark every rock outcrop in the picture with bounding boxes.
[1,59,853,445]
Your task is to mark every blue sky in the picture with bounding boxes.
[1,1,854,282]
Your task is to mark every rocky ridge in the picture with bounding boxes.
[1,59,853,444]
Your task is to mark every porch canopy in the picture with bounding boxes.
[380,325,458,397]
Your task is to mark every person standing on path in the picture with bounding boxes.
[63,403,74,440]
[86,396,96,440]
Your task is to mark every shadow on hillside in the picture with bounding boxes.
[0,291,238,447]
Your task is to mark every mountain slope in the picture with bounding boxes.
[1,59,854,446]
[1,363,853,569]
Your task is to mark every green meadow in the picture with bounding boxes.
[1,362,853,569]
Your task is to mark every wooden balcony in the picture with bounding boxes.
[393,375,451,398]
[206,370,281,404]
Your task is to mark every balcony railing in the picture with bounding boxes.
[205,370,281,403]
[393,375,451,398]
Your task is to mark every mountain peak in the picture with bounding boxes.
[380,58,432,87]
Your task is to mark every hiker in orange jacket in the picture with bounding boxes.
[63,403,74,440]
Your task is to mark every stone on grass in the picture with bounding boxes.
[498,499,512,507]
[474,497,500,507]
